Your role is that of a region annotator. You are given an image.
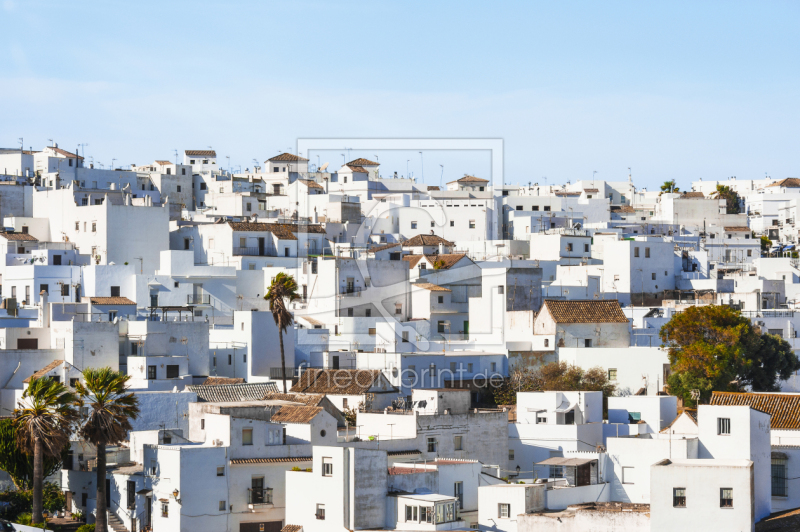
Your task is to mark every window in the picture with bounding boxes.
[532,205,539,211]
[645,247,651,258]
[200,182,207,190]
[584,339,592,347]
[469,220,476,229]
[498,285,504,294]
[431,221,435,228]
[402,331,409,343]
[70,378,79,388]
[720,488,733,508]
[92,222,96,232]
[368,328,376,336]
[406,505,418,522]
[454,435,463,450]
[772,454,788,497]
[450,220,454,227]
[147,366,156,379]
[747,249,752,257]
[75,221,79,231]
[491,362,497,372]
[608,369,617,381]
[228,354,232,365]
[536,414,547,424]
[508,449,514,460]
[438,295,444,304]
[651,272,656,280]
[163,434,171,444]
[347,308,354,317]
[584,243,589,252]
[316,504,325,520]
[673,488,686,507]
[322,457,333,476]
[40,284,48,294]
[544,339,549,347]
[242,428,253,445]
[468,363,473,372]
[110,286,120,297]
[161,502,169,517]
[718,418,731,435]
[366,308,371,317]
[622,467,634,484]
[634,247,640,257]
[427,438,438,453]
[544,206,550,211]
[395,303,402,315]
[567,243,573,252]
[498,503,510,518]
[166,365,179,378]
[108,311,117,322]
[438,321,446,333]
[411,221,417,229]
[62,284,69,296]
[219,501,226,511]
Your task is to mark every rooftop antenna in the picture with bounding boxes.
[18,138,23,152]
[226,156,230,172]
[407,159,411,178]
[79,144,89,159]
[173,149,178,165]
[628,167,632,183]
[47,138,53,147]
[374,155,379,162]
[419,151,424,182]
[111,158,116,170]
[340,154,345,166]
[592,170,598,186]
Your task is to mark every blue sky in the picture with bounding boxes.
[1,1,799,188]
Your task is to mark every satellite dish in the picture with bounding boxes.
[319,162,329,172]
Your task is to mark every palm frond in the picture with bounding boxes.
[76,368,140,446]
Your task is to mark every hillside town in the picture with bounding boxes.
[2,144,800,532]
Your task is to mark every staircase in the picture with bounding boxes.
[107,512,129,532]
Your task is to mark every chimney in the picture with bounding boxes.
[438,243,445,255]
[40,290,50,329]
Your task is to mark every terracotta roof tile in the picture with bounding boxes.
[290,369,385,395]
[89,297,136,305]
[724,226,750,232]
[681,191,705,198]
[710,392,800,429]
[427,186,441,191]
[49,147,83,160]
[403,235,453,247]
[389,467,428,475]
[555,191,582,197]
[346,158,379,166]
[262,392,326,406]
[345,165,368,173]
[413,283,451,292]
[185,150,216,157]
[448,175,488,184]
[231,457,312,465]
[0,232,38,241]
[23,360,65,384]
[767,178,800,188]
[268,153,309,162]
[403,255,424,269]
[424,253,468,270]
[542,299,629,324]
[298,180,324,190]
[202,377,245,386]
[227,222,326,240]
[187,382,279,402]
[611,205,635,213]
[370,243,401,253]
[387,449,421,456]
[154,160,172,165]
[281,525,303,532]
[583,188,599,193]
[270,405,323,424]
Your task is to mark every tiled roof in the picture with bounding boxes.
[424,253,468,270]
[389,467,429,475]
[427,186,440,191]
[403,234,453,247]
[202,377,246,385]
[413,283,451,292]
[23,360,65,384]
[767,178,800,188]
[89,297,136,305]
[387,449,421,456]
[231,457,312,465]
[583,188,599,193]
[227,222,327,240]
[710,392,800,429]
[345,165,368,173]
[542,299,629,324]
[154,160,172,165]
[403,255,424,269]
[187,382,279,402]
[291,369,384,395]
[270,405,323,424]
[298,180,324,190]
[724,226,750,232]
[262,392,326,406]
[611,205,635,213]
[681,191,705,198]
[554,191,582,197]
[0,232,38,241]
[370,243,401,252]
[448,175,488,184]
[346,158,379,166]
[49,147,84,160]
[281,525,303,532]
[268,153,309,162]
[185,150,216,157]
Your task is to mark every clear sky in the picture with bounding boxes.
[1,1,799,189]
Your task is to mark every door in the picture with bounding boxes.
[17,338,38,349]
[346,277,354,293]
[576,463,591,486]
[240,522,282,532]
[127,481,136,509]
[105,479,111,507]
[258,237,265,256]
[251,477,264,504]
[463,321,469,339]
[332,356,339,370]
[192,283,203,305]
[150,293,158,307]
[454,482,463,509]
[146,496,152,527]
[65,450,74,471]
[52,255,61,265]
[65,490,72,512]
[302,285,307,300]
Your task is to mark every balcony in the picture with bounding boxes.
[338,287,363,297]
[187,294,210,305]
[234,247,270,256]
[248,488,273,506]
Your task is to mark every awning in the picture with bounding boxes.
[554,401,577,413]
[536,457,596,467]
[137,489,152,495]
[785,245,795,250]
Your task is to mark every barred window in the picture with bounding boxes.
[720,488,733,508]
[673,487,686,507]
[772,454,788,497]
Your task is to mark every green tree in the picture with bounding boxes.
[660,305,800,406]
[660,180,680,194]
[13,378,78,525]
[493,362,616,413]
[0,418,63,490]
[75,368,140,532]
[264,272,299,393]
[712,185,741,214]
[761,235,772,253]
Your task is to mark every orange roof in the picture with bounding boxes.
[542,299,629,324]
[710,392,800,429]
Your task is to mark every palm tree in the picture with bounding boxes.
[75,368,140,532]
[265,272,299,393]
[13,377,79,525]
[660,180,680,194]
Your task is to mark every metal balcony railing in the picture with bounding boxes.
[187,294,210,305]
[338,287,363,297]
[234,247,270,256]
[248,488,273,505]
